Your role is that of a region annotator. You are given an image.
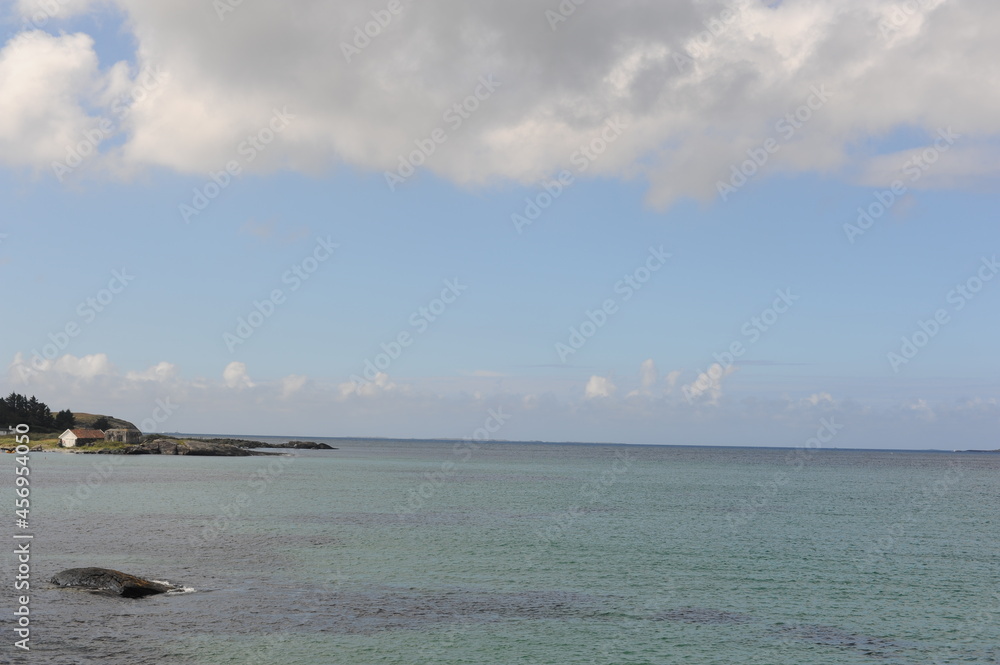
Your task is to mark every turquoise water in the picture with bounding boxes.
[2,440,998,664]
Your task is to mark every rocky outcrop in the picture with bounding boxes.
[262,441,336,450]
[123,439,278,456]
[50,567,176,598]
[71,413,139,431]
[190,438,336,450]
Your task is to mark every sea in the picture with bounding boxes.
[1,437,998,664]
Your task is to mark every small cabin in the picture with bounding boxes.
[59,428,106,448]
[104,428,143,445]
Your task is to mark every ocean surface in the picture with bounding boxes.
[1,438,998,664]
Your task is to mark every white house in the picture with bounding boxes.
[59,428,106,448]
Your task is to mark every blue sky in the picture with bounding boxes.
[2,0,998,448]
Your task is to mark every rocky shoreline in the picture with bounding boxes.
[190,437,337,450]
[72,437,337,456]
[2,436,337,455]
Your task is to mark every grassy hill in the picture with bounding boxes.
[70,413,139,431]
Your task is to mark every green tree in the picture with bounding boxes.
[54,410,76,430]
[92,416,112,430]
[1,392,56,430]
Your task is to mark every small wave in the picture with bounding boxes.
[152,580,196,594]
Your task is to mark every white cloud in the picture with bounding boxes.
[338,372,398,398]
[802,392,834,406]
[585,375,616,399]
[9,352,116,382]
[1,0,997,205]
[0,31,105,169]
[681,363,737,404]
[280,374,308,399]
[627,359,659,398]
[858,142,1000,191]
[664,370,682,394]
[125,361,178,383]
[639,359,657,389]
[5,352,999,448]
[906,398,936,422]
[222,361,254,389]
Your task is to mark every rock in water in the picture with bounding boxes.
[124,439,276,456]
[51,568,176,598]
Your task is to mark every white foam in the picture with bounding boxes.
[152,580,196,594]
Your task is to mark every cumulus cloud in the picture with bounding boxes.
[0,31,105,169]
[5,351,999,447]
[222,361,254,389]
[681,363,737,404]
[857,141,1000,191]
[664,370,683,394]
[338,372,399,398]
[9,351,115,382]
[627,359,659,398]
[585,375,617,399]
[125,361,178,383]
[639,359,658,390]
[2,0,997,205]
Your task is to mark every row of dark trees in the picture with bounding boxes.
[0,393,75,432]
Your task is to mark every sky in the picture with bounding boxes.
[1,0,998,448]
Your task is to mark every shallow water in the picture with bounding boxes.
[1,440,998,664]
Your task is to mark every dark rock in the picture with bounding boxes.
[179,439,258,456]
[51,567,176,598]
[186,438,336,450]
[282,441,336,450]
[122,439,277,456]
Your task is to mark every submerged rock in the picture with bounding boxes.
[51,567,176,598]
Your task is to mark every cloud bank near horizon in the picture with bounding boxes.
[7,352,999,449]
